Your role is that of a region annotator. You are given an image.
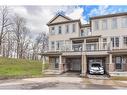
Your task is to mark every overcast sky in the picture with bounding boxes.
[10,5,127,35]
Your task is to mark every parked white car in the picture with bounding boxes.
[89,63,104,75]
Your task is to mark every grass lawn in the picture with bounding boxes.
[0,57,44,79]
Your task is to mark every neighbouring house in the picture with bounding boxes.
[41,12,127,77]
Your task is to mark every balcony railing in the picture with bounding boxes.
[49,42,111,52]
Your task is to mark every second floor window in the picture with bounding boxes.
[81,30,84,37]
[122,17,127,28]
[111,18,117,29]
[51,41,55,49]
[56,41,63,50]
[123,36,127,46]
[103,38,107,49]
[51,27,55,35]
[51,27,54,30]
[102,19,107,30]
[66,25,69,33]
[72,24,75,32]
[94,20,99,31]
[111,37,119,47]
[116,37,119,47]
[58,26,62,34]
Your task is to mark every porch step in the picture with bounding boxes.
[87,74,110,80]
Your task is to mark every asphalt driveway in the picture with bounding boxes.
[0,76,126,89]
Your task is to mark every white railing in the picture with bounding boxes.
[85,42,110,51]
[49,42,111,52]
[110,43,127,50]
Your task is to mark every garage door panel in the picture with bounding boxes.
[71,59,81,71]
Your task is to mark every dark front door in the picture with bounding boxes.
[115,56,123,70]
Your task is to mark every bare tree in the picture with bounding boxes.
[0,6,12,55]
[32,32,48,60]
[0,6,48,60]
[19,27,31,59]
[12,15,30,59]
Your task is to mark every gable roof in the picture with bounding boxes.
[47,19,81,26]
[47,14,72,26]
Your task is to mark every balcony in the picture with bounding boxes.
[49,42,111,52]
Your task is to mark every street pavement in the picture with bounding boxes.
[0,76,126,89]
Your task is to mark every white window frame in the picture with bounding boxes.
[51,41,55,50]
[111,18,117,29]
[51,27,55,35]
[94,20,99,31]
[111,37,119,48]
[56,40,64,50]
[123,36,127,46]
[72,24,76,32]
[103,38,107,49]
[58,26,62,34]
[66,24,69,33]
[102,19,107,30]
[81,29,84,37]
[121,16,127,28]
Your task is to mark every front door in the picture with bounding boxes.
[50,57,59,69]
[115,56,123,71]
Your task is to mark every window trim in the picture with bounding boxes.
[81,29,84,37]
[123,36,127,46]
[58,26,62,34]
[111,17,117,29]
[101,19,108,30]
[56,40,64,50]
[50,27,55,35]
[66,24,69,33]
[111,37,119,48]
[121,16,127,28]
[72,24,76,33]
[94,20,99,31]
[51,41,55,49]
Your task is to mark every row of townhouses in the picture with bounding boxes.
[41,12,127,77]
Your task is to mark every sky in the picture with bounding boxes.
[9,5,127,35]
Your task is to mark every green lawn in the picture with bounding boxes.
[0,57,44,79]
